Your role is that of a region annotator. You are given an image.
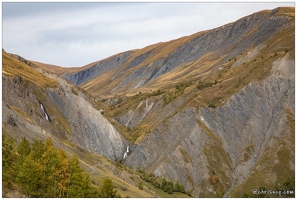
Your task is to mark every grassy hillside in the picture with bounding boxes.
[79,7,294,100]
[3,50,57,88]
[83,6,295,144]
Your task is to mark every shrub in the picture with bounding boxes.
[138,182,143,190]
[208,103,216,108]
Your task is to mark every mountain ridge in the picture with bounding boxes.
[2,6,295,198]
[60,7,294,98]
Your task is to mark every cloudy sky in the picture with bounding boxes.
[3,2,294,67]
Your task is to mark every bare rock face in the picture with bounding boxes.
[124,55,294,197]
[2,72,128,161]
[117,98,157,128]
[46,78,128,160]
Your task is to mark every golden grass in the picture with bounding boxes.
[275,7,295,17]
[2,51,57,88]
[10,106,34,124]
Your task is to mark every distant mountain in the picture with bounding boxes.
[3,7,295,197]
[63,7,294,98]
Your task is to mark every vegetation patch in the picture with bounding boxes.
[209,172,225,197]
[2,135,121,197]
[162,81,193,104]
[136,168,192,197]
[243,144,254,162]
[179,147,193,163]
[71,87,78,96]
[242,177,295,198]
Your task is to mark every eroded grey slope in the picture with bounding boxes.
[124,54,294,197]
[2,69,128,161]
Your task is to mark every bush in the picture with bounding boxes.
[100,178,121,198]
[138,182,143,190]
[167,188,173,194]
[208,103,216,108]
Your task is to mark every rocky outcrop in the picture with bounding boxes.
[124,54,294,197]
[46,76,129,160]
[117,98,157,128]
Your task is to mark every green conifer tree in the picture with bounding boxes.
[174,180,181,192]
[56,150,70,197]
[17,137,31,160]
[2,134,15,182]
[16,156,42,197]
[42,143,60,197]
[30,139,45,162]
[67,155,87,197]
[100,178,120,198]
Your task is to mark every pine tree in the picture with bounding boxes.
[17,137,31,160]
[180,184,186,193]
[67,155,86,197]
[161,178,167,190]
[56,150,70,197]
[45,137,54,151]
[100,178,120,198]
[83,172,101,197]
[138,182,144,190]
[66,155,100,197]
[42,143,60,197]
[30,139,45,162]
[174,180,181,192]
[2,134,15,182]
[16,156,42,197]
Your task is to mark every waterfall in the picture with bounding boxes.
[122,145,130,159]
[45,112,49,121]
[39,101,51,122]
[40,103,44,111]
[123,152,127,159]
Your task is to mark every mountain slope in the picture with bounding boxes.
[3,6,295,198]
[123,53,294,197]
[3,50,128,160]
[2,50,164,197]
[64,7,294,99]
[65,7,293,197]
